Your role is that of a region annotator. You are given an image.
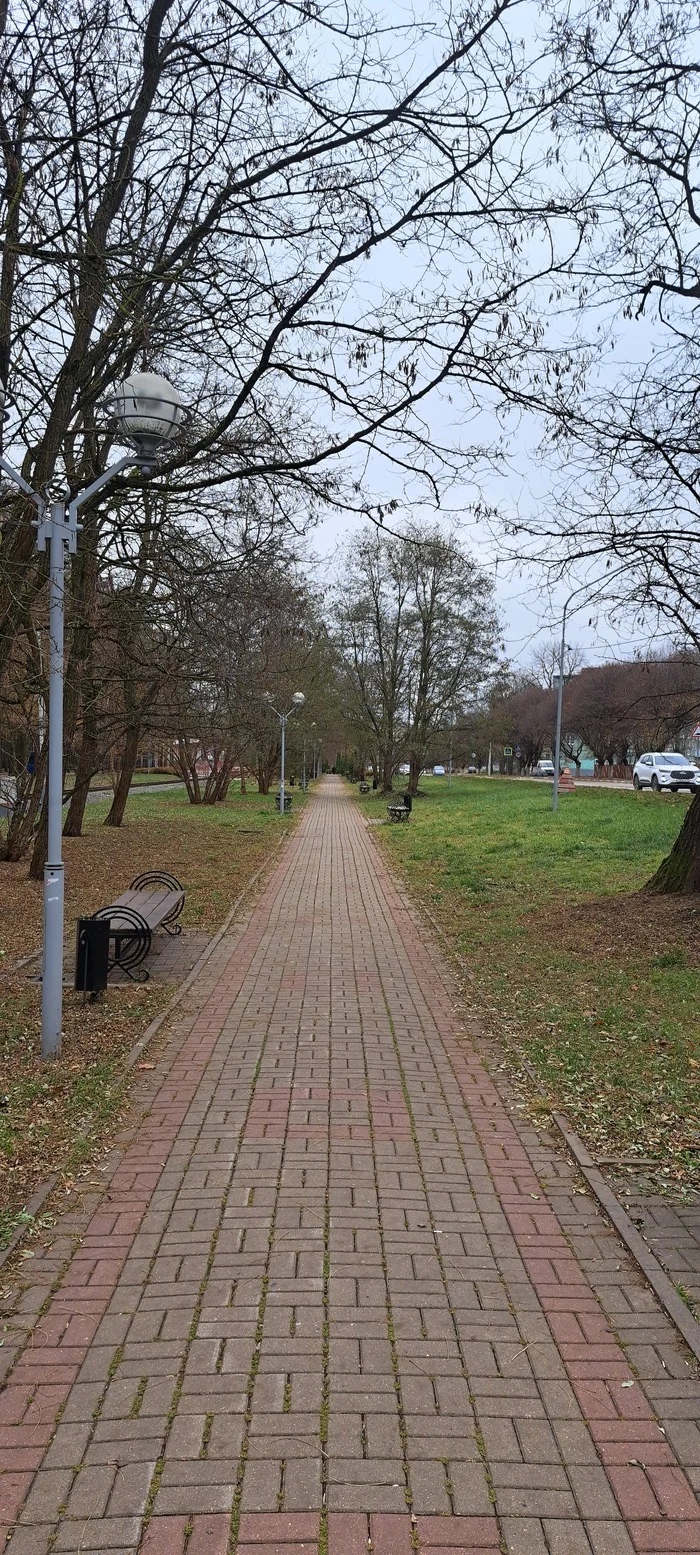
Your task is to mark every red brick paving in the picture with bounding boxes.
[1,778,699,1555]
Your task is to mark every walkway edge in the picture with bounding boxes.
[0,825,291,1275]
[391,875,700,1369]
[551,1109,700,1365]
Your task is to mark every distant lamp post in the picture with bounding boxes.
[263,692,305,813]
[0,371,183,1059]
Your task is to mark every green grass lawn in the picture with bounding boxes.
[358,778,700,1181]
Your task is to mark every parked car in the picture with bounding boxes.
[433,764,446,776]
[632,752,700,792]
[533,760,555,778]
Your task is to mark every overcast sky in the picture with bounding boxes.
[305,0,661,676]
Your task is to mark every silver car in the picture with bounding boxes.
[632,752,700,792]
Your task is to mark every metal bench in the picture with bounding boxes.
[387,791,413,823]
[91,871,185,982]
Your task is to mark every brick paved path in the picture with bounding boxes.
[2,778,699,1555]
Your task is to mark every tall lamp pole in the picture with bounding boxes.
[552,597,570,815]
[263,692,305,812]
[0,372,184,1057]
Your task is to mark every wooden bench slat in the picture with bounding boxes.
[106,888,184,932]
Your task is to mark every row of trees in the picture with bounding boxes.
[479,654,700,773]
[4,1,700,888]
[0,498,338,872]
[0,0,579,877]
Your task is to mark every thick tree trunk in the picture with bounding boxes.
[63,685,100,836]
[381,749,393,792]
[645,791,700,894]
[407,752,421,795]
[104,724,140,827]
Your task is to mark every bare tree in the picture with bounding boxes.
[501,0,700,887]
[337,528,413,792]
[402,525,500,793]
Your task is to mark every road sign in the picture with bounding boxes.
[503,746,513,756]
[693,724,700,738]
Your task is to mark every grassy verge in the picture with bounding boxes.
[357,778,700,1185]
[0,784,300,1246]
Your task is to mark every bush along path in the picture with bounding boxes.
[0,778,699,1555]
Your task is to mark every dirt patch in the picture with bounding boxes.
[532,890,700,966]
[0,976,170,1247]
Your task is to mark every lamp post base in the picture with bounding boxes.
[42,862,64,1060]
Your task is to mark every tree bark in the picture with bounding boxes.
[29,783,50,879]
[63,683,100,837]
[0,748,47,863]
[104,724,140,827]
[644,791,700,894]
[407,752,421,795]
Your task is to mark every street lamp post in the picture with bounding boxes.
[552,599,570,815]
[551,568,631,814]
[0,372,184,1057]
[263,692,305,812]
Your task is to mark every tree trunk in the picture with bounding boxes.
[29,782,50,879]
[63,685,100,836]
[644,791,700,894]
[0,748,47,862]
[407,752,421,795]
[381,749,393,792]
[104,724,140,827]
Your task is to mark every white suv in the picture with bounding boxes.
[632,752,700,792]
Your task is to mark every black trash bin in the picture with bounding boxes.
[75,916,111,999]
[402,792,413,813]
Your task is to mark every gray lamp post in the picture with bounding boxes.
[0,371,184,1058]
[263,692,305,813]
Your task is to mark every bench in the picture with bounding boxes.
[275,792,293,811]
[387,791,413,823]
[359,782,369,794]
[91,871,185,982]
